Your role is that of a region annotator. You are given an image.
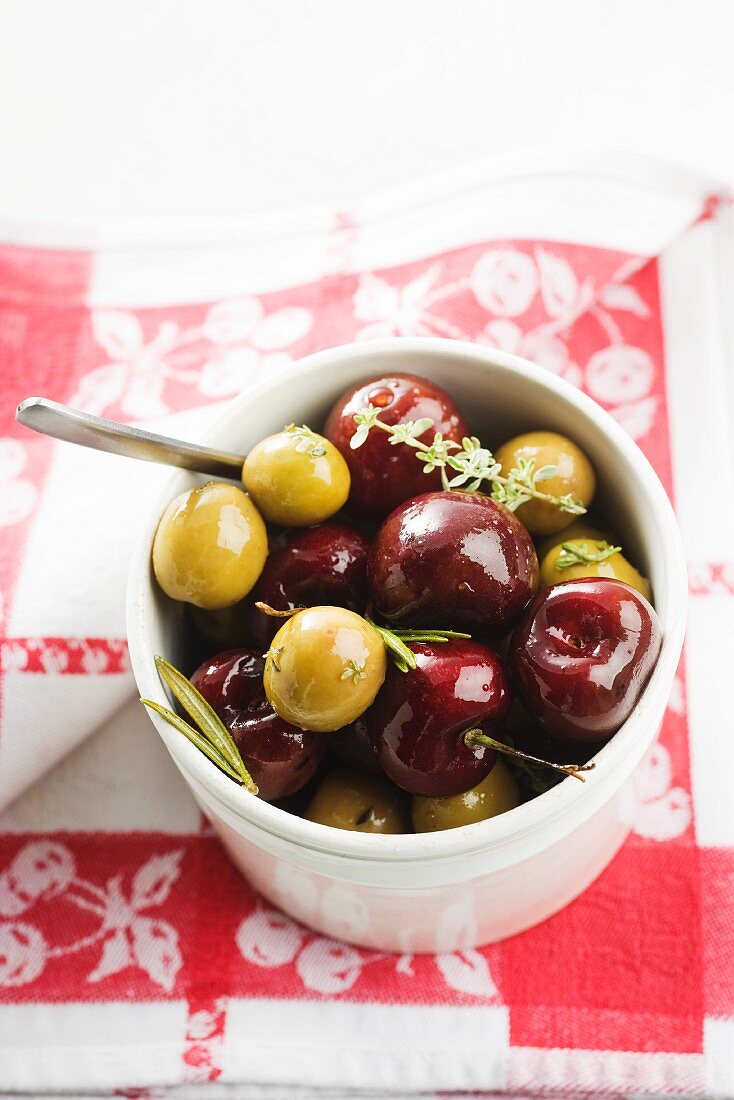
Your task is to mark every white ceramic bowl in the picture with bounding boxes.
[127,338,687,953]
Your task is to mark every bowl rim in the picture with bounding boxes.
[127,336,688,863]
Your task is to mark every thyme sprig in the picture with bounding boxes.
[284,423,327,457]
[556,540,622,571]
[141,656,258,793]
[350,406,586,515]
[341,659,368,684]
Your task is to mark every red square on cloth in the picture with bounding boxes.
[702,846,734,1019]
[502,842,704,1054]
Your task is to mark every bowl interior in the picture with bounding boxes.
[128,338,686,859]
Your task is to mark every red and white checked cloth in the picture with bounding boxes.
[0,151,733,1097]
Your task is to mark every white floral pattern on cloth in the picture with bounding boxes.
[623,742,692,841]
[72,299,312,418]
[688,561,734,596]
[0,438,38,527]
[354,246,660,441]
[0,844,184,991]
[353,264,471,340]
[235,905,500,999]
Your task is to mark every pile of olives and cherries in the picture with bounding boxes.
[146,374,661,835]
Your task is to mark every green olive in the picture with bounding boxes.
[242,427,350,526]
[495,430,596,536]
[540,538,651,600]
[412,758,520,832]
[264,606,387,732]
[535,517,611,563]
[152,482,267,610]
[305,766,411,833]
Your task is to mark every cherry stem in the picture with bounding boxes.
[463,729,595,783]
[255,602,305,619]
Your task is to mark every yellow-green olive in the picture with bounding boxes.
[305,766,411,833]
[539,538,651,601]
[535,517,611,563]
[495,431,596,536]
[152,482,267,610]
[411,758,520,832]
[264,606,387,733]
[242,426,350,526]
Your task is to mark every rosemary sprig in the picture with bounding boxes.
[350,406,586,516]
[556,540,622,570]
[369,621,418,672]
[368,619,472,673]
[391,628,472,642]
[142,656,258,793]
[141,699,244,783]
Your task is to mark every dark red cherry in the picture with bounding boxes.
[510,578,661,742]
[330,715,380,774]
[191,648,327,801]
[324,373,469,520]
[369,491,538,635]
[245,523,370,649]
[368,640,513,796]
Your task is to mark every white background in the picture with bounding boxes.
[1,0,733,221]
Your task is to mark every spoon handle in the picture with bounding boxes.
[15,397,246,479]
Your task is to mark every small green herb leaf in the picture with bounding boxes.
[388,418,435,446]
[556,540,622,571]
[285,423,327,457]
[350,404,381,449]
[557,493,588,515]
[341,659,367,684]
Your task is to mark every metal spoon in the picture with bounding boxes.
[15,397,245,479]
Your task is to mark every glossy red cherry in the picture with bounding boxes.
[330,715,381,774]
[245,523,370,649]
[324,373,469,520]
[191,648,327,801]
[368,640,513,796]
[369,491,538,635]
[190,648,263,711]
[510,578,661,742]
